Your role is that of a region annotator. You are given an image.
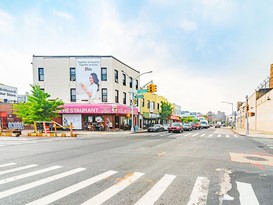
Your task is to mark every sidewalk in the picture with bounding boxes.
[230,127,273,139]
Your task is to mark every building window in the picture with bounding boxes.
[123,92,126,104]
[157,103,160,110]
[152,101,155,109]
[38,68,44,81]
[136,99,139,106]
[115,90,119,103]
[101,68,107,81]
[136,79,139,90]
[147,100,150,109]
[70,88,76,102]
[142,98,145,107]
[130,77,133,88]
[102,88,107,102]
[70,68,76,81]
[123,73,126,86]
[114,70,118,83]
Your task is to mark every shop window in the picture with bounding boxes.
[123,92,126,104]
[38,68,44,81]
[70,88,76,102]
[129,77,133,88]
[123,73,126,86]
[101,68,107,81]
[114,70,118,83]
[70,68,76,81]
[115,90,119,103]
[102,88,107,102]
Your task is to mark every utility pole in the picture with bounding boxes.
[246,95,249,134]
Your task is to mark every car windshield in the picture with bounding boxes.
[171,123,180,126]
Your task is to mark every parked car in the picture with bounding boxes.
[163,124,170,131]
[168,122,183,133]
[183,123,192,131]
[147,124,164,132]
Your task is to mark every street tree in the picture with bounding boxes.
[12,84,64,125]
[159,101,173,122]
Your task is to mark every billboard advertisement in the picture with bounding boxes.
[76,58,101,103]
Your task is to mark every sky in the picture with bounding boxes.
[1,0,273,115]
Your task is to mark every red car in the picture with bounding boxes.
[168,122,183,133]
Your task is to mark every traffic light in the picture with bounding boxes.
[248,112,255,117]
[246,105,249,111]
[152,84,157,92]
[147,84,153,92]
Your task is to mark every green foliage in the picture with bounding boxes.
[12,84,64,125]
[181,116,195,123]
[159,101,173,120]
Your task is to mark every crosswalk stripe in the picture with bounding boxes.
[187,177,209,205]
[81,172,144,205]
[0,145,5,147]
[26,170,118,205]
[236,181,259,205]
[0,166,62,185]
[226,135,230,138]
[0,164,38,175]
[0,163,16,168]
[192,134,198,137]
[135,174,176,205]
[234,134,238,137]
[185,133,191,136]
[200,134,206,137]
[217,135,221,138]
[208,134,213,137]
[0,167,86,199]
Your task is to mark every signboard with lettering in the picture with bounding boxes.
[0,84,17,102]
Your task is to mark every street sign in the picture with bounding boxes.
[134,94,144,99]
[137,89,147,94]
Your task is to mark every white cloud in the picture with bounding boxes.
[52,10,74,20]
[179,20,198,32]
[0,10,13,33]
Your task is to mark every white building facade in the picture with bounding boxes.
[32,55,141,130]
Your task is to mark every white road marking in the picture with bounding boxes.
[234,134,238,138]
[81,172,144,205]
[0,164,38,175]
[0,145,5,147]
[187,177,210,205]
[200,134,206,137]
[208,134,213,138]
[226,135,230,138]
[26,170,118,205]
[135,174,176,205]
[0,163,16,168]
[185,133,191,136]
[192,134,198,137]
[0,167,85,199]
[0,166,62,185]
[217,135,221,138]
[236,181,259,205]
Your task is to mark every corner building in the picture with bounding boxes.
[32,55,140,130]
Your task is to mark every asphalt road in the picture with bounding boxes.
[0,128,272,205]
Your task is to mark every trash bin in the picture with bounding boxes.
[134,126,139,133]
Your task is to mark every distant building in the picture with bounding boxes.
[0,84,17,103]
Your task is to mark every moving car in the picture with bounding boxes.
[190,122,201,130]
[147,124,164,132]
[168,122,183,133]
[215,122,222,128]
[183,123,192,131]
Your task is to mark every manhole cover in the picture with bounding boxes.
[245,156,268,161]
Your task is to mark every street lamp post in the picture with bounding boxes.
[122,70,152,133]
[222,101,234,128]
[245,95,249,134]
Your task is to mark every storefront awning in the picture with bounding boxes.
[59,103,138,115]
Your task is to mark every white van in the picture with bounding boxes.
[200,120,209,129]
